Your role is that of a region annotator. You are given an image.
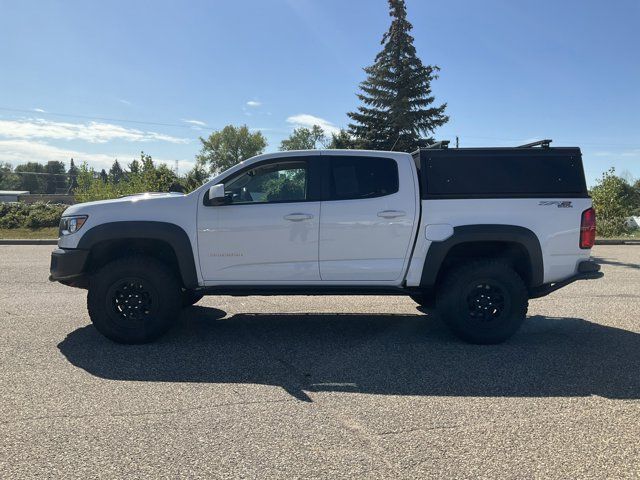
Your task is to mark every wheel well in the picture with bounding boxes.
[85,238,184,286]
[436,241,533,287]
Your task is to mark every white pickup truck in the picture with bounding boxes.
[50,142,602,344]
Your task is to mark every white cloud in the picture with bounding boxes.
[0,118,189,144]
[33,108,47,113]
[0,139,194,173]
[621,149,640,157]
[246,100,262,107]
[118,99,132,106]
[182,119,207,127]
[286,114,340,135]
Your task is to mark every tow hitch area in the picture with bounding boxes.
[530,260,603,298]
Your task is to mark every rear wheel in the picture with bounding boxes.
[436,260,528,344]
[87,256,181,344]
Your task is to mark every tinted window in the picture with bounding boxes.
[328,156,399,200]
[224,160,308,204]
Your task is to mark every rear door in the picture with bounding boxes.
[318,154,418,281]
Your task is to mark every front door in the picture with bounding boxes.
[197,158,321,282]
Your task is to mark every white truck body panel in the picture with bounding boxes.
[317,150,419,281]
[404,198,592,287]
[197,200,321,282]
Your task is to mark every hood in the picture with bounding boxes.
[63,192,185,216]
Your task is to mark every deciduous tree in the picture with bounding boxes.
[196,125,267,174]
[280,125,327,151]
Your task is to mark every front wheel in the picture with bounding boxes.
[436,260,529,344]
[87,256,182,344]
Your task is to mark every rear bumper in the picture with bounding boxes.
[49,248,89,287]
[530,260,603,298]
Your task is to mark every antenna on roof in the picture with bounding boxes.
[517,139,552,148]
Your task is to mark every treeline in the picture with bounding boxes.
[0,160,78,194]
[73,152,202,203]
[0,153,203,199]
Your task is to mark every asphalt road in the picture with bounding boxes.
[1,245,639,479]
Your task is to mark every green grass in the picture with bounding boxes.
[0,227,59,239]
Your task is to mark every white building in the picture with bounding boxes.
[0,190,29,203]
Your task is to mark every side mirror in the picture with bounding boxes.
[208,183,228,206]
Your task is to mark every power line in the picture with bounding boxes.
[7,171,77,177]
[0,106,206,130]
[1,105,638,149]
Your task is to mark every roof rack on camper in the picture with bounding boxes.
[517,139,552,149]
[423,140,450,149]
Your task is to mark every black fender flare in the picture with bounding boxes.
[77,221,199,289]
[419,224,544,289]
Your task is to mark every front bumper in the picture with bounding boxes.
[49,248,89,287]
[530,260,603,298]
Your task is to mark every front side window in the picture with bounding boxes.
[328,156,399,200]
[224,160,308,204]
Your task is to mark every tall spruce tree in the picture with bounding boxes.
[109,159,124,184]
[68,158,79,190]
[347,0,448,152]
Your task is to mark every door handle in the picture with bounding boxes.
[377,210,406,219]
[284,213,314,222]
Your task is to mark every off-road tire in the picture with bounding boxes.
[87,256,182,344]
[436,260,529,344]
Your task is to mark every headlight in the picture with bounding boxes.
[59,215,88,236]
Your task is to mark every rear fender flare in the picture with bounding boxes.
[419,224,543,289]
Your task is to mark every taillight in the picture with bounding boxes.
[580,207,596,249]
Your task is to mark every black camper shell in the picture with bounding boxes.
[412,144,589,200]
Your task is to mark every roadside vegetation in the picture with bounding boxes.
[0,227,58,239]
[590,168,640,237]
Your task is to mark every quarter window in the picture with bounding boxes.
[328,156,399,200]
[224,161,308,204]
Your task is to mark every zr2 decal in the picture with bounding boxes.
[538,201,573,208]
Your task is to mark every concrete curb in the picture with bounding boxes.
[595,239,640,245]
[0,239,58,245]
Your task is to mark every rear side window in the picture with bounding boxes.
[327,156,399,200]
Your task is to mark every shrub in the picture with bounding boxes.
[0,202,67,229]
[590,168,633,238]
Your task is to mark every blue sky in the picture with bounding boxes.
[0,0,638,185]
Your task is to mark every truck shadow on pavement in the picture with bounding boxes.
[593,255,640,270]
[58,307,640,402]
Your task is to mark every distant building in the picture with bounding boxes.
[0,190,29,203]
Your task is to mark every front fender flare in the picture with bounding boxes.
[77,221,198,289]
